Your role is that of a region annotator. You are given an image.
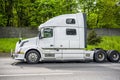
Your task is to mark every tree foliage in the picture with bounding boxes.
[77,0,120,28]
[0,0,77,27]
[0,0,120,28]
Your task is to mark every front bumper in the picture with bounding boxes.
[11,51,25,60]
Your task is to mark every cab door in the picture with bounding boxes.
[39,27,62,60]
[39,27,54,49]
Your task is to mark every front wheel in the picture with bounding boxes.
[94,50,107,62]
[107,50,120,62]
[26,50,40,64]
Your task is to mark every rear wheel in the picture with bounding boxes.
[94,50,107,62]
[107,50,120,62]
[26,50,40,64]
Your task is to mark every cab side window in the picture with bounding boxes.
[66,18,75,24]
[43,28,53,38]
[66,29,76,35]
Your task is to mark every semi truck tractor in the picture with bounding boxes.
[11,13,120,63]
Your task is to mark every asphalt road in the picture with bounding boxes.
[0,57,120,80]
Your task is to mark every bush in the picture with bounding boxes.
[87,29,102,45]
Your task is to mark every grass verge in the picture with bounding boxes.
[0,38,19,53]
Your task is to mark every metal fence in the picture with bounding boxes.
[0,27,120,38]
[88,28,120,36]
[0,27,38,38]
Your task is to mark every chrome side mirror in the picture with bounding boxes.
[39,28,44,39]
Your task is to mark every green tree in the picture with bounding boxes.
[95,0,120,28]
[13,0,31,27]
[0,0,13,27]
[29,0,77,27]
[0,0,119,28]
[77,0,120,28]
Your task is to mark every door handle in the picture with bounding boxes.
[50,45,54,47]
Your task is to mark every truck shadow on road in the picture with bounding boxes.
[11,60,119,71]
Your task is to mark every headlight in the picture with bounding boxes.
[20,40,28,47]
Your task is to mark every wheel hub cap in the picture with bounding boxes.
[112,53,119,60]
[28,53,38,62]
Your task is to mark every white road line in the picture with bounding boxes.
[0,72,73,77]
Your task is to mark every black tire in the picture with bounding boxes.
[107,50,120,62]
[94,50,107,62]
[26,50,40,64]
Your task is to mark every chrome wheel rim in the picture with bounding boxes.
[112,53,119,60]
[28,53,38,62]
[98,53,104,61]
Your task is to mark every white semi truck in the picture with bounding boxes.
[11,13,120,63]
